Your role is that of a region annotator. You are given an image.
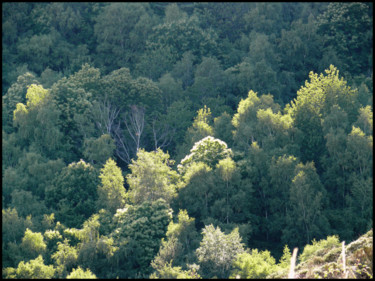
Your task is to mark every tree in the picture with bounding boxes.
[317,2,373,76]
[110,199,172,278]
[278,245,292,270]
[188,56,226,104]
[51,239,79,278]
[196,224,245,278]
[150,262,200,279]
[232,90,280,150]
[354,106,373,136]
[10,189,47,218]
[83,134,116,166]
[20,228,47,261]
[170,51,195,90]
[142,15,219,76]
[12,83,64,156]
[50,76,94,161]
[283,162,329,246]
[213,111,235,147]
[230,249,277,279]
[151,209,200,273]
[45,159,99,228]
[157,73,184,110]
[254,107,294,151]
[164,3,188,23]
[277,14,325,103]
[268,155,299,240]
[176,106,214,163]
[176,162,214,225]
[97,158,127,213]
[216,157,236,224]
[10,83,65,158]
[178,136,232,174]
[2,208,32,246]
[67,267,97,279]
[287,65,358,166]
[94,3,156,72]
[3,255,55,279]
[127,149,180,205]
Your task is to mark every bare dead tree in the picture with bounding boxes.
[92,100,146,164]
[152,117,175,151]
[112,120,132,164]
[93,98,121,135]
[110,105,145,164]
[124,105,145,153]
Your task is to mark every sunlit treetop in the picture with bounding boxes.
[13,84,50,121]
[178,136,232,174]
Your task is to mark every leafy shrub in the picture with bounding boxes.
[299,235,341,263]
[230,249,277,279]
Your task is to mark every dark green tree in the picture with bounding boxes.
[45,160,99,228]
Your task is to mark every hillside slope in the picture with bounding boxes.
[269,229,373,279]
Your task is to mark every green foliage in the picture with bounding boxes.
[177,161,214,223]
[83,134,116,166]
[213,112,235,147]
[188,106,213,142]
[127,149,180,205]
[278,245,292,269]
[232,90,281,150]
[67,266,97,279]
[283,162,329,246]
[317,3,373,75]
[2,208,32,245]
[97,158,127,213]
[3,255,55,279]
[287,65,359,165]
[94,3,154,72]
[143,15,219,77]
[196,225,245,278]
[299,235,341,263]
[45,159,99,228]
[110,199,172,278]
[151,209,200,273]
[150,261,201,279]
[11,84,65,158]
[2,3,373,279]
[178,136,232,174]
[10,189,47,218]
[230,249,277,279]
[51,239,79,277]
[20,228,47,260]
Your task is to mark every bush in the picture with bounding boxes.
[299,235,341,263]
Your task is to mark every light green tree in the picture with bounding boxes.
[51,239,79,278]
[127,149,180,205]
[232,90,280,150]
[230,249,277,279]
[20,228,47,260]
[196,224,245,278]
[3,255,55,279]
[97,158,127,213]
[67,266,97,279]
[151,209,200,274]
[216,157,236,224]
[178,136,232,174]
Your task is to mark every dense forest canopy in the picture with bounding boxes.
[2,2,373,279]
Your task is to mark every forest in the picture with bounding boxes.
[2,2,373,279]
